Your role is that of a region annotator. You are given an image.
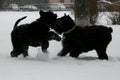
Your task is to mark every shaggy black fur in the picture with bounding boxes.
[10,10,61,57]
[54,15,113,60]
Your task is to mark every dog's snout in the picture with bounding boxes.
[57,36,61,41]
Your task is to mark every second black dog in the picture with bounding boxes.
[54,14,113,60]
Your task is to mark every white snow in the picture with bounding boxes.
[0,11,120,80]
[99,0,113,4]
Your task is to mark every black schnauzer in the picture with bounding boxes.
[10,10,61,57]
[54,14,113,60]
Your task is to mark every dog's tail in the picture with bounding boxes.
[13,16,27,29]
[108,27,113,33]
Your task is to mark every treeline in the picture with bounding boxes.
[0,0,48,10]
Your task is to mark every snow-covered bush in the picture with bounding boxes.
[108,12,120,25]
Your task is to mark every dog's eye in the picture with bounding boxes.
[57,20,63,25]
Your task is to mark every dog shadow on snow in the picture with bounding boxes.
[7,53,120,62]
[8,55,97,62]
[77,56,120,62]
[77,56,98,61]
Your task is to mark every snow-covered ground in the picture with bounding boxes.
[0,11,120,80]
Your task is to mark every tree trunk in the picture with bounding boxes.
[74,0,90,26]
[0,0,3,10]
[74,0,98,26]
[89,0,98,24]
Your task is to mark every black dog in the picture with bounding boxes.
[54,14,113,60]
[10,10,61,57]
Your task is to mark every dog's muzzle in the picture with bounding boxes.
[52,35,61,41]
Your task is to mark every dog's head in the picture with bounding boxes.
[48,31,61,41]
[38,10,57,28]
[54,14,75,34]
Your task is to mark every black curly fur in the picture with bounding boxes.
[10,10,61,57]
[54,15,113,60]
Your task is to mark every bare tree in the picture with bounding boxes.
[74,0,98,26]
[0,0,3,10]
[89,0,98,24]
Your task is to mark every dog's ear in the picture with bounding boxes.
[64,13,69,17]
[64,13,67,16]
[67,15,70,17]
[55,14,57,18]
[48,10,52,12]
[39,10,44,16]
[49,10,55,15]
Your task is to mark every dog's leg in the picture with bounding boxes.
[22,49,29,57]
[58,47,69,56]
[22,45,29,57]
[10,48,22,57]
[10,39,20,57]
[10,50,19,57]
[96,47,108,60]
[69,50,80,58]
[41,41,49,53]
